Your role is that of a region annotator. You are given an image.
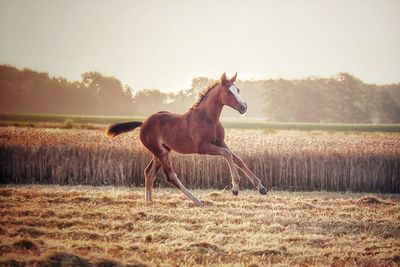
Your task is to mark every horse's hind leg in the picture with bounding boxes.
[144,157,161,201]
[156,152,203,207]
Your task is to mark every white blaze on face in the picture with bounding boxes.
[229,84,244,105]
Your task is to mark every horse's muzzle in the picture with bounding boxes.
[238,102,247,114]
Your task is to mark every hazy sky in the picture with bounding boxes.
[0,0,399,92]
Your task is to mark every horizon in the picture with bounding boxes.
[1,0,400,92]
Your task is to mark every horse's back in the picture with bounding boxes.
[142,111,182,128]
[140,111,179,137]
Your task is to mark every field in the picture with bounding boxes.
[1,126,399,193]
[0,186,399,266]
[1,113,400,132]
[1,124,400,266]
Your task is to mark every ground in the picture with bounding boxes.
[0,186,399,266]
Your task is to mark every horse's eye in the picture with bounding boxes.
[237,88,240,93]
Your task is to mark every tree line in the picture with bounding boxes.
[0,65,399,123]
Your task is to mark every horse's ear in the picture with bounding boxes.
[220,73,227,84]
[230,72,237,82]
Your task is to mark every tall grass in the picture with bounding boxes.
[1,127,398,193]
[1,144,398,192]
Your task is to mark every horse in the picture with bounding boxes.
[107,73,267,206]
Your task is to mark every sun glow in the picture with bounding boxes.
[0,0,399,92]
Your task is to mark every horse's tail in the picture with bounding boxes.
[106,121,143,138]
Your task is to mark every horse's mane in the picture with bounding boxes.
[190,80,220,110]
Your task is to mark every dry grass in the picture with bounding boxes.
[0,185,399,266]
[1,127,399,192]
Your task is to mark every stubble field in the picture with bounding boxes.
[0,186,399,266]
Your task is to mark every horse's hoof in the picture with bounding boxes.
[232,190,239,196]
[196,201,204,207]
[259,188,267,195]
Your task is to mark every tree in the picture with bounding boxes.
[132,89,168,116]
[81,72,134,115]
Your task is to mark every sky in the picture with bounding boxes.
[0,0,399,92]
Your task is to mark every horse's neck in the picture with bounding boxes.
[193,89,223,123]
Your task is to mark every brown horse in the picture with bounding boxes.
[107,73,267,206]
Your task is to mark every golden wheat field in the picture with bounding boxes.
[0,185,399,267]
[0,126,399,192]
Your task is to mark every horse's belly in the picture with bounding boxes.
[162,132,197,154]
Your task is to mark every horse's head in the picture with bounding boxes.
[219,73,247,114]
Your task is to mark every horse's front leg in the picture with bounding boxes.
[222,143,267,195]
[199,143,241,196]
